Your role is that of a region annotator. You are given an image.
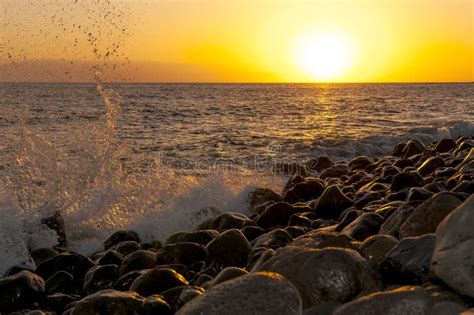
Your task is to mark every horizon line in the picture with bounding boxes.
[1,81,473,85]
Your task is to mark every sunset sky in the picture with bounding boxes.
[1,0,472,82]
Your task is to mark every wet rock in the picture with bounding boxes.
[380,234,435,284]
[452,180,474,194]
[286,226,306,238]
[36,253,95,281]
[41,211,67,247]
[320,164,350,179]
[256,201,295,228]
[435,139,457,153]
[175,230,219,245]
[240,225,265,241]
[341,212,384,241]
[179,286,205,306]
[46,293,80,314]
[113,270,147,291]
[406,187,434,202]
[208,212,252,231]
[311,156,334,172]
[97,250,124,267]
[46,270,74,294]
[255,247,381,308]
[0,271,45,312]
[431,301,467,315]
[248,188,282,212]
[359,235,399,268]
[402,140,426,158]
[114,241,141,256]
[156,242,207,267]
[251,228,293,249]
[104,230,141,250]
[333,286,433,315]
[177,272,302,315]
[206,267,248,288]
[354,192,381,209]
[303,302,342,315]
[83,264,119,295]
[206,229,250,267]
[69,289,145,315]
[313,185,353,220]
[418,156,445,177]
[142,294,173,315]
[283,180,325,204]
[349,156,372,171]
[130,267,188,297]
[335,210,361,232]
[391,171,425,192]
[31,248,59,266]
[399,192,463,238]
[288,213,312,228]
[431,195,474,298]
[119,250,156,276]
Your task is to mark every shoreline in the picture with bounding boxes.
[1,136,473,314]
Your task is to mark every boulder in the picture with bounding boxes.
[104,230,141,250]
[175,230,219,245]
[333,286,433,315]
[255,247,381,308]
[36,253,95,281]
[208,212,252,231]
[206,229,251,267]
[380,234,435,284]
[142,294,173,315]
[41,211,67,247]
[97,250,125,266]
[320,164,350,179]
[431,195,474,298]
[379,204,415,238]
[176,272,302,315]
[247,188,282,212]
[359,235,399,268]
[256,202,295,228]
[341,212,384,241]
[417,156,445,177]
[434,139,456,153]
[206,267,248,288]
[391,171,425,192]
[119,250,156,276]
[156,242,207,267]
[402,140,425,158]
[114,241,142,256]
[45,270,74,294]
[31,248,59,266]
[130,267,188,297]
[313,185,353,220]
[399,193,463,238]
[83,264,119,295]
[349,156,372,170]
[283,180,325,204]
[70,289,145,315]
[0,271,45,313]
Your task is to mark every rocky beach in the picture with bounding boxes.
[0,136,473,314]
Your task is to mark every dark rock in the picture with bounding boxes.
[452,180,474,194]
[399,192,463,238]
[142,294,173,315]
[391,171,425,192]
[113,270,147,291]
[431,195,474,298]
[119,250,156,276]
[341,212,384,241]
[240,226,265,242]
[45,293,79,314]
[333,286,433,315]
[256,201,295,228]
[313,185,353,220]
[208,212,252,231]
[206,229,250,267]
[311,156,334,172]
[288,213,312,228]
[431,301,466,315]
[406,187,434,202]
[255,247,382,308]
[283,180,325,203]
[380,234,435,284]
[156,242,207,267]
[206,267,248,288]
[0,271,45,313]
[176,272,302,315]
[418,156,445,177]
[435,139,457,153]
[46,270,74,294]
[178,286,205,307]
[104,230,141,250]
[251,228,293,249]
[335,210,361,232]
[97,250,125,267]
[247,188,282,212]
[83,264,119,295]
[130,267,188,297]
[283,174,306,194]
[402,140,426,158]
[303,301,342,315]
[36,253,95,281]
[349,156,372,171]
[379,204,415,237]
[175,230,219,245]
[320,164,350,179]
[41,211,67,247]
[114,241,141,256]
[285,226,306,238]
[31,248,59,266]
[360,235,399,268]
[354,192,381,209]
[69,289,145,315]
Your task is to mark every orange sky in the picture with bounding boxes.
[0,0,472,82]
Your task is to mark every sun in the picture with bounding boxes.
[294,32,353,81]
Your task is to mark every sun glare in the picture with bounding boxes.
[294,32,353,81]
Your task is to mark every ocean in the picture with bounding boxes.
[0,82,473,273]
